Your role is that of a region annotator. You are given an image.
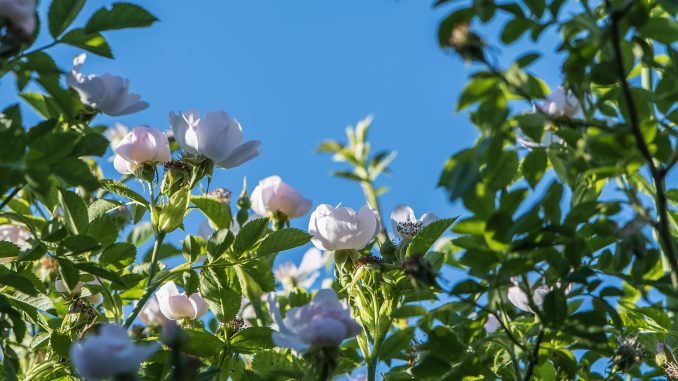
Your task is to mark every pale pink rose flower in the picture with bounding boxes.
[251,176,311,219]
[308,204,379,251]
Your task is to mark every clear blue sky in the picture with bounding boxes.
[3,1,569,265]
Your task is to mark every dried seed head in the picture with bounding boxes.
[614,335,645,370]
[354,255,384,269]
[164,160,191,172]
[208,187,232,204]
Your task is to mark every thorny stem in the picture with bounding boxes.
[606,0,678,291]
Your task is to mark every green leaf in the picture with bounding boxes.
[229,327,275,354]
[542,289,567,327]
[100,179,149,206]
[256,228,312,257]
[58,189,88,235]
[0,274,39,296]
[191,195,232,229]
[99,242,136,269]
[61,28,113,58]
[88,199,123,221]
[521,148,547,188]
[501,18,531,44]
[183,329,225,358]
[0,242,20,260]
[74,262,126,287]
[182,235,205,264]
[199,267,241,323]
[85,3,158,33]
[379,327,415,365]
[206,229,234,261]
[239,260,275,293]
[49,332,72,358]
[639,17,678,44]
[407,217,458,256]
[484,149,518,189]
[233,218,269,256]
[56,256,80,292]
[48,0,86,38]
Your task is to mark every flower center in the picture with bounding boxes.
[396,220,423,239]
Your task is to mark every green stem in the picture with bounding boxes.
[0,186,21,210]
[361,180,388,244]
[147,232,166,287]
[123,232,166,328]
[607,2,678,291]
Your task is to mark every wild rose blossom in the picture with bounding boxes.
[537,87,582,118]
[390,204,438,240]
[274,248,326,290]
[507,277,572,314]
[156,281,209,320]
[251,176,312,219]
[67,53,149,116]
[112,126,171,174]
[0,224,30,263]
[0,0,35,37]
[169,109,261,169]
[139,295,169,327]
[308,204,379,251]
[70,324,158,380]
[268,289,361,353]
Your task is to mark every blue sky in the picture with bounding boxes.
[3,1,571,266]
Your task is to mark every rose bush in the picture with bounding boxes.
[0,1,676,381]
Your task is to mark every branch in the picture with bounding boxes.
[606,0,678,290]
[522,329,544,381]
[0,186,22,211]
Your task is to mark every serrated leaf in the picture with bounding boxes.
[0,241,20,260]
[99,242,136,269]
[85,3,158,33]
[256,228,312,257]
[191,195,232,229]
[229,327,275,354]
[100,179,149,206]
[74,262,126,287]
[199,267,241,323]
[407,217,458,256]
[48,0,85,38]
[61,28,113,58]
[58,189,88,235]
[233,218,269,255]
[183,329,225,358]
[207,229,234,261]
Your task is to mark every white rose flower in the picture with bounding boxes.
[169,110,261,169]
[507,277,572,314]
[274,248,326,290]
[112,126,171,174]
[308,204,379,251]
[268,289,361,353]
[251,176,312,219]
[139,295,169,327]
[70,324,158,380]
[67,53,149,116]
[390,204,438,240]
[156,281,209,320]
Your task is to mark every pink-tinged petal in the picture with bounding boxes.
[189,293,209,319]
[352,205,378,249]
[215,140,261,169]
[113,154,134,174]
[299,317,347,347]
[198,111,243,163]
[166,295,196,320]
[507,284,532,313]
[420,212,439,227]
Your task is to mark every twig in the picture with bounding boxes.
[606,0,678,290]
[522,329,544,381]
[0,186,21,211]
